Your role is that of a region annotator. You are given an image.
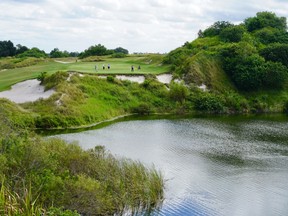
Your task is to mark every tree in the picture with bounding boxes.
[232,54,265,91]
[197,30,204,38]
[114,47,129,54]
[17,47,47,58]
[253,27,288,44]
[260,43,288,67]
[50,48,70,58]
[203,21,233,37]
[15,44,29,55]
[219,25,246,42]
[0,40,16,57]
[261,61,288,89]
[79,44,111,58]
[244,11,287,32]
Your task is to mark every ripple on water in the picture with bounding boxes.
[52,117,288,216]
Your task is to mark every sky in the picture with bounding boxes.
[1,0,287,54]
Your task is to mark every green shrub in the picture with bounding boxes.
[43,71,69,90]
[106,75,115,83]
[132,103,152,115]
[169,82,188,104]
[219,25,246,42]
[37,71,47,84]
[193,93,225,113]
[111,53,126,58]
[283,101,288,114]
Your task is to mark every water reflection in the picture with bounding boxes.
[52,116,288,216]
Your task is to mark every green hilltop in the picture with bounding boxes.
[163,11,288,113]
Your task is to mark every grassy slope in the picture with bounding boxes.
[0,99,164,215]
[182,51,236,92]
[22,73,173,128]
[171,35,288,112]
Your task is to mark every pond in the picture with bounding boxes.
[51,115,288,216]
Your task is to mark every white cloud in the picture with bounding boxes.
[0,0,287,53]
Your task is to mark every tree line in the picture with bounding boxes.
[0,40,129,58]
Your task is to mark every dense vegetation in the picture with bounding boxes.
[164,11,288,113]
[0,98,164,215]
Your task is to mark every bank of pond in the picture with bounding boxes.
[47,114,288,216]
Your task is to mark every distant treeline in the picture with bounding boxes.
[0,41,129,58]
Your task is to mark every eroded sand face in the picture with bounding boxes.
[0,79,55,103]
[156,74,172,84]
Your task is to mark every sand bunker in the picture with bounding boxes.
[116,75,145,84]
[0,79,55,103]
[156,74,172,84]
[97,74,173,84]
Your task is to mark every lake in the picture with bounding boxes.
[51,115,288,216]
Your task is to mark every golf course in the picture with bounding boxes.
[0,54,170,91]
[0,11,288,215]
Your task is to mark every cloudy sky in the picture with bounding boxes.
[1,0,287,54]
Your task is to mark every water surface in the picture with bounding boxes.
[52,115,288,216]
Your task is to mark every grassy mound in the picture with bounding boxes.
[0,99,164,215]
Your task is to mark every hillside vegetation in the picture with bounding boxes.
[164,11,288,113]
[0,99,164,215]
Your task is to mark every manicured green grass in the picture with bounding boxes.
[0,61,68,91]
[0,55,170,91]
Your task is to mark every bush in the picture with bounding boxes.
[283,101,288,114]
[111,53,126,58]
[193,93,225,113]
[43,71,69,90]
[37,71,47,84]
[169,82,188,104]
[260,43,288,67]
[132,103,152,115]
[261,61,288,89]
[219,25,246,42]
[106,75,115,83]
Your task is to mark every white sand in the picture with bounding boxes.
[54,60,73,64]
[156,74,172,84]
[198,84,207,91]
[0,79,55,103]
[116,75,145,84]
[98,74,173,84]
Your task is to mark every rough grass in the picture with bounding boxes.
[182,51,235,92]
[0,100,164,215]
[23,72,173,129]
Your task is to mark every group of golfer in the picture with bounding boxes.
[95,64,141,72]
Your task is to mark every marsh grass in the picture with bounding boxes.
[0,180,44,216]
[0,138,164,215]
[0,98,165,215]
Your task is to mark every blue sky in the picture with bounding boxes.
[1,0,287,53]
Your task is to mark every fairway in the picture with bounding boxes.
[0,55,170,91]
